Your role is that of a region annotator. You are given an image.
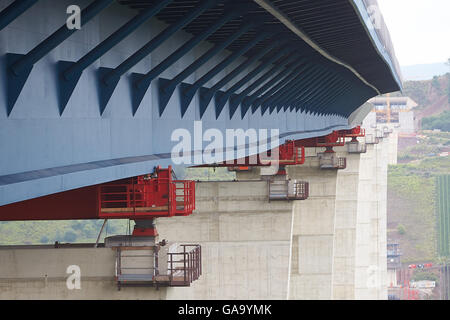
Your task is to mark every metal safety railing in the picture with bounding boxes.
[115,246,157,286]
[98,178,195,218]
[347,141,367,154]
[258,141,306,166]
[268,179,309,201]
[168,244,202,286]
[337,157,347,169]
[114,244,201,288]
[292,181,309,200]
[174,181,195,216]
[319,153,347,170]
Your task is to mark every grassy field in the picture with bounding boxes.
[436,175,450,257]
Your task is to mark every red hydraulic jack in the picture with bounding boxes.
[132,219,158,237]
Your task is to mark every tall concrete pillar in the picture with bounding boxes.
[287,155,338,300]
[355,130,391,300]
[355,143,378,299]
[375,138,389,299]
[332,146,361,299]
[156,180,294,300]
[387,130,398,165]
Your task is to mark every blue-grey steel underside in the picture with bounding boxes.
[0,0,401,206]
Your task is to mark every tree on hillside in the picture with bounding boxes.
[422,110,450,132]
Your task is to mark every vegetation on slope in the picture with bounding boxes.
[388,165,437,263]
[422,110,450,131]
[391,72,450,127]
[0,219,129,245]
[392,73,450,108]
[398,131,450,162]
[388,132,450,263]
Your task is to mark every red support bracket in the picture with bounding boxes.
[98,165,196,219]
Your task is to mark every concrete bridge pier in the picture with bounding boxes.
[287,155,338,300]
[157,179,294,300]
[355,143,376,299]
[375,138,389,299]
[354,133,390,300]
[332,147,361,299]
[0,133,395,300]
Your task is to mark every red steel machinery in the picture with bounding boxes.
[0,127,363,222]
[98,166,195,220]
[341,126,366,142]
[0,166,195,236]
[205,127,364,172]
[199,140,306,168]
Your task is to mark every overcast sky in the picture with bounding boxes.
[377,0,450,66]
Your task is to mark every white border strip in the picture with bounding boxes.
[253,0,381,95]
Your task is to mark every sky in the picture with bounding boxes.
[377,0,450,66]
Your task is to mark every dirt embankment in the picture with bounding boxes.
[417,95,449,123]
[412,75,449,124]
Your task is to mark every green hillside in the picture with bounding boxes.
[422,110,450,131]
[388,132,450,263]
[0,219,130,245]
[387,71,450,264]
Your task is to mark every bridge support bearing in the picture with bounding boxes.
[132,219,158,237]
